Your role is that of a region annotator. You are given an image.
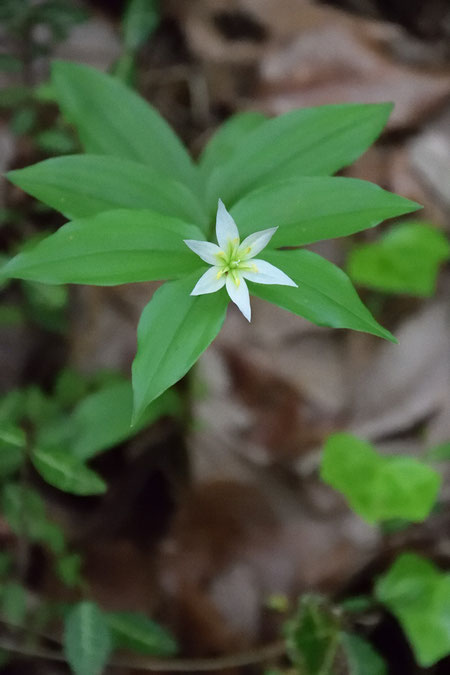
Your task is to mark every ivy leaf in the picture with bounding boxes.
[206,102,394,209]
[3,210,205,285]
[375,553,450,666]
[7,155,207,226]
[320,433,440,523]
[231,177,420,247]
[348,222,450,296]
[64,601,112,675]
[250,250,395,341]
[284,594,340,675]
[132,274,228,423]
[31,447,107,495]
[52,61,197,189]
[106,611,177,656]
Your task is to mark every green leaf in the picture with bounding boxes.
[340,633,387,675]
[348,222,450,297]
[1,483,65,553]
[122,0,160,51]
[0,552,12,578]
[70,381,179,460]
[7,155,207,226]
[52,61,197,189]
[0,86,30,108]
[0,390,25,426]
[320,433,441,523]
[250,250,396,341]
[64,601,112,675]
[1,582,27,626]
[56,553,83,588]
[284,594,340,675]
[231,177,420,247]
[375,553,450,666]
[206,102,394,209]
[132,274,228,422]
[0,423,25,476]
[31,447,107,496]
[34,128,78,155]
[106,611,177,656]
[426,441,450,461]
[4,209,205,285]
[199,112,267,179]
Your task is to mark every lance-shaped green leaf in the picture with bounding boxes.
[52,61,197,189]
[375,553,450,667]
[231,177,420,247]
[206,102,394,209]
[348,222,450,297]
[64,601,112,675]
[3,210,205,285]
[320,433,440,523]
[70,381,179,460]
[31,447,107,495]
[7,155,207,226]
[132,274,228,422]
[199,112,267,179]
[106,611,177,656]
[249,249,395,341]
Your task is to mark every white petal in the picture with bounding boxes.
[216,199,239,250]
[238,227,278,259]
[225,274,251,321]
[241,259,298,287]
[184,239,222,265]
[191,267,226,295]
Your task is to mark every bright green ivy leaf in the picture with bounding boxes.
[348,222,450,297]
[284,594,340,675]
[206,102,394,210]
[64,601,112,675]
[231,177,420,247]
[250,250,396,341]
[106,611,178,656]
[3,209,205,285]
[7,155,207,226]
[375,553,450,666]
[70,381,179,460]
[132,274,228,423]
[52,61,197,189]
[340,633,387,675]
[320,433,441,523]
[31,447,107,496]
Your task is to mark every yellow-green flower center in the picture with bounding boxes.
[215,238,257,285]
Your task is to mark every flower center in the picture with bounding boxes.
[215,238,258,285]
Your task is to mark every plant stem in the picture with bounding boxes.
[0,636,286,672]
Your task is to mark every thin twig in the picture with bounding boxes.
[0,637,285,672]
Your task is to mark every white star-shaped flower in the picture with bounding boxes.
[184,199,297,321]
